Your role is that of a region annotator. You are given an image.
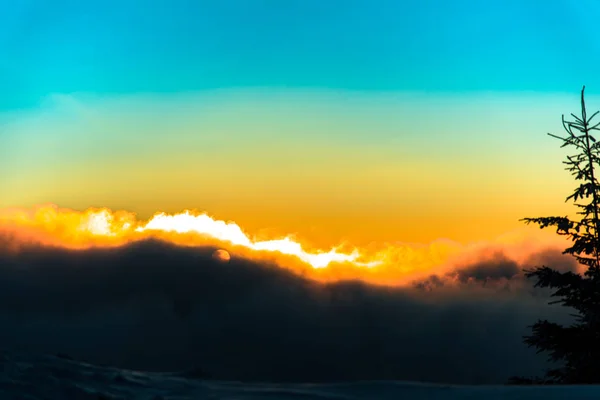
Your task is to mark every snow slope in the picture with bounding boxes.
[1,351,599,400]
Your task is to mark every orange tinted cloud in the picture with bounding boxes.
[0,204,575,286]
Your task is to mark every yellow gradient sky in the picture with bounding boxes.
[0,89,590,248]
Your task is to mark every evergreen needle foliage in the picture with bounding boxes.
[510,86,600,384]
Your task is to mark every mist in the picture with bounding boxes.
[0,237,575,384]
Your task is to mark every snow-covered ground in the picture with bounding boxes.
[1,351,599,400]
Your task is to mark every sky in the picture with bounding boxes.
[1,0,599,248]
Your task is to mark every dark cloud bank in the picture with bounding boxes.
[0,239,580,384]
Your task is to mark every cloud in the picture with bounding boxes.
[412,247,581,292]
[452,252,520,283]
[0,238,577,384]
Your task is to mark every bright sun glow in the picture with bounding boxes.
[136,211,379,268]
[0,204,570,285]
[0,205,379,269]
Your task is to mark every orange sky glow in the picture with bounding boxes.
[0,204,576,286]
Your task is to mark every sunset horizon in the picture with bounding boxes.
[3,0,600,396]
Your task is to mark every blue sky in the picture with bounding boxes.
[1,0,598,110]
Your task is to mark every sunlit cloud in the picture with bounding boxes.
[0,204,575,286]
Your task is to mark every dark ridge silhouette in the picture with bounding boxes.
[0,237,573,384]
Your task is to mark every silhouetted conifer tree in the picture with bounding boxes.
[510,86,600,384]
